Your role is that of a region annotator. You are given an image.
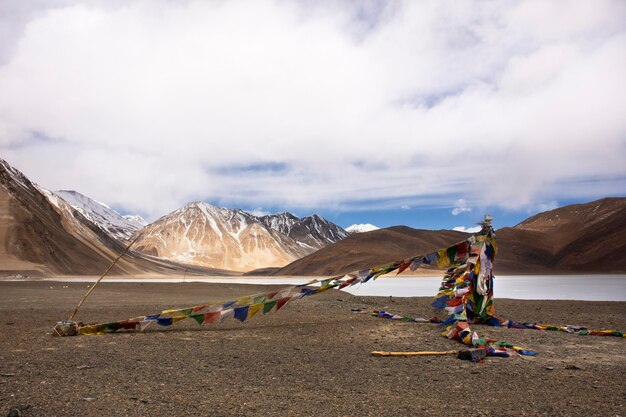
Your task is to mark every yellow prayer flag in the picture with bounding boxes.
[172,315,187,323]
[437,249,450,268]
[248,303,263,319]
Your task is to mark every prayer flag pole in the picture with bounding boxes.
[68,235,141,321]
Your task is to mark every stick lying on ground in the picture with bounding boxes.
[371,349,490,362]
[371,350,458,356]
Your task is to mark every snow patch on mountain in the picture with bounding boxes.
[452,225,482,233]
[346,223,379,234]
[123,214,147,227]
[0,159,36,194]
[259,212,348,248]
[55,190,144,240]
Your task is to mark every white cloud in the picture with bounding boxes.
[247,207,270,217]
[453,226,482,234]
[451,199,471,216]
[0,1,625,220]
[527,200,559,214]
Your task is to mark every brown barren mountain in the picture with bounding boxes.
[498,197,626,273]
[2,156,624,277]
[0,159,227,277]
[272,198,626,276]
[272,227,470,276]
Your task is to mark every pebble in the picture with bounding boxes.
[130,396,153,404]
[83,398,96,402]
[0,373,15,377]
[545,366,554,371]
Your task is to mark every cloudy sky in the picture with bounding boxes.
[1,0,625,230]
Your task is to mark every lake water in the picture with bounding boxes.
[38,275,626,301]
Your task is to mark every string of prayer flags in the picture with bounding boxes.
[73,212,623,368]
[76,235,477,336]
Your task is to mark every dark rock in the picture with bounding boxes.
[6,404,29,417]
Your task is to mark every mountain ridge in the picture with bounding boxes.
[0,159,233,277]
[131,201,347,271]
[271,198,626,276]
[1,158,623,276]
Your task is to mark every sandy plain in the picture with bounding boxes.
[0,281,624,417]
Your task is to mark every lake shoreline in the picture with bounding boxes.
[3,274,625,301]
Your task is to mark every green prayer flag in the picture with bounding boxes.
[189,314,204,325]
[263,300,277,314]
[447,245,457,263]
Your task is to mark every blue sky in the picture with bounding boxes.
[0,1,625,231]
[172,195,615,232]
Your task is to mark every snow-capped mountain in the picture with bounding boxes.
[0,158,348,273]
[346,223,379,234]
[133,203,348,271]
[55,190,145,241]
[258,212,300,236]
[0,158,197,276]
[259,213,349,250]
[297,214,349,246]
[132,202,308,271]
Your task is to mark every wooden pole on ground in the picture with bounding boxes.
[371,350,458,357]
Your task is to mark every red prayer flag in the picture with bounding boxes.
[396,258,414,275]
[275,297,291,311]
[203,311,221,324]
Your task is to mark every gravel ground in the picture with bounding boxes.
[0,281,624,417]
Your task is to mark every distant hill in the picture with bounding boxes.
[497,197,626,273]
[271,227,469,276]
[271,198,626,276]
